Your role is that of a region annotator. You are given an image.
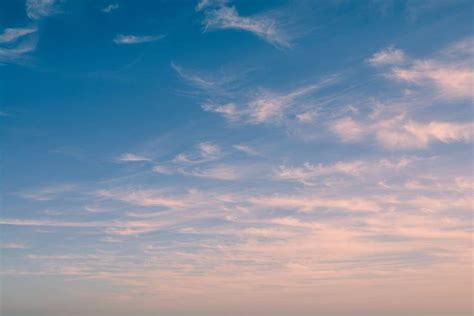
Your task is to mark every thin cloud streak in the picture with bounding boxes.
[113,34,165,45]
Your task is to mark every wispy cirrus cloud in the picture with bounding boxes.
[101,3,119,13]
[203,76,339,124]
[233,144,259,156]
[113,34,164,45]
[173,142,222,164]
[0,27,37,43]
[276,157,416,185]
[0,26,38,64]
[180,165,239,180]
[26,0,60,20]
[198,1,291,47]
[116,153,151,162]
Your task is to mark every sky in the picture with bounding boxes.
[0,0,473,315]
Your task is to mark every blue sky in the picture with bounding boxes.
[1,1,473,315]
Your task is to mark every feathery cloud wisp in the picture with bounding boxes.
[0,27,37,43]
[117,153,151,162]
[102,3,120,13]
[113,34,164,45]
[201,5,290,47]
[26,0,59,20]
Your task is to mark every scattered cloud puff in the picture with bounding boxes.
[199,1,290,47]
[373,38,474,99]
[330,113,473,149]
[117,153,151,162]
[113,34,164,45]
[26,0,60,20]
[368,46,406,66]
[102,3,120,13]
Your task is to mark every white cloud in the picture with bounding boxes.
[202,102,240,121]
[368,46,406,66]
[0,27,37,43]
[101,3,120,13]
[113,34,164,45]
[374,38,474,99]
[174,142,222,164]
[330,113,473,149]
[0,35,37,64]
[26,0,59,20]
[181,165,239,180]
[376,120,473,149]
[233,144,259,156]
[202,5,290,47]
[276,157,416,185]
[198,142,221,158]
[204,78,337,124]
[196,0,228,12]
[152,165,173,174]
[117,153,151,162]
[329,117,365,142]
[171,62,216,89]
[391,59,474,99]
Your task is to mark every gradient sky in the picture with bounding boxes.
[1,1,473,315]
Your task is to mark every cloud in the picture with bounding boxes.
[152,165,173,174]
[249,195,379,213]
[368,46,406,66]
[204,77,338,124]
[102,3,119,13]
[196,0,228,12]
[96,189,185,208]
[116,153,151,162]
[181,165,239,180]
[26,0,59,20]
[113,34,164,45]
[173,142,222,164]
[329,117,365,142]
[201,4,290,47]
[373,38,474,99]
[0,26,37,67]
[198,142,221,158]
[376,120,473,149]
[0,243,29,249]
[391,59,474,99]
[233,144,259,156]
[0,27,37,43]
[276,157,416,185]
[330,114,473,149]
